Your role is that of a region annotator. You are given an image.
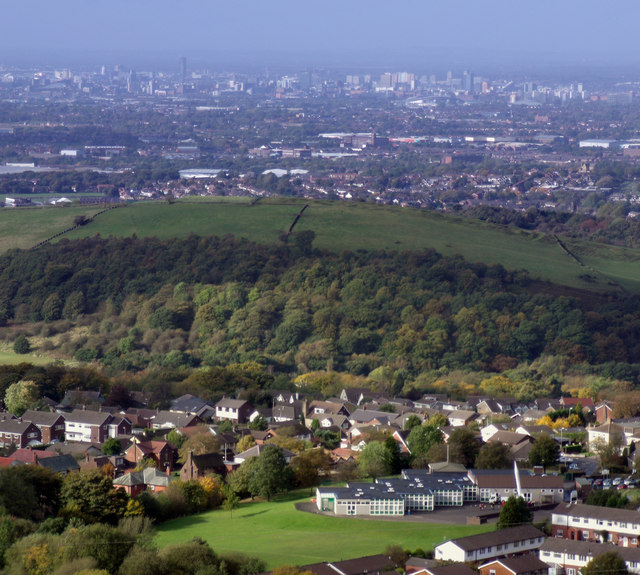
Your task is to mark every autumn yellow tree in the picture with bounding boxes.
[199,475,225,509]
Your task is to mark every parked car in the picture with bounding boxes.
[603,479,612,488]
[612,477,623,486]
[593,478,603,487]
[617,484,628,490]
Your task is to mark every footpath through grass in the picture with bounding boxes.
[154,490,493,569]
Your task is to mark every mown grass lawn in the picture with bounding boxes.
[154,490,493,569]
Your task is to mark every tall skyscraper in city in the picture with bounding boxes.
[179,56,187,80]
[463,70,474,93]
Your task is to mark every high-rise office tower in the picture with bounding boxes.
[179,57,187,80]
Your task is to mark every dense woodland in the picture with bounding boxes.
[0,232,639,404]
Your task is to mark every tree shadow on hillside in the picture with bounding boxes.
[241,510,269,519]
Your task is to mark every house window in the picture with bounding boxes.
[557,530,563,537]
[568,569,575,575]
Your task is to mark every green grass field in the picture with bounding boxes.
[0,205,104,251]
[4,198,640,292]
[154,491,492,569]
[0,345,69,366]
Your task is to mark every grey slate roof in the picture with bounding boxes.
[216,398,250,409]
[552,501,640,523]
[36,454,80,474]
[113,467,174,488]
[0,420,37,434]
[540,538,640,563]
[21,410,64,426]
[65,409,111,425]
[443,525,544,552]
[170,394,213,414]
[151,411,200,428]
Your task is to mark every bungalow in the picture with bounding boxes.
[447,410,478,428]
[35,454,81,476]
[348,408,398,427]
[434,525,545,563]
[0,420,41,448]
[170,394,215,420]
[233,444,295,464]
[113,467,175,498]
[539,538,640,575]
[561,397,595,412]
[479,556,549,575]
[150,411,201,430]
[21,410,66,443]
[215,398,253,423]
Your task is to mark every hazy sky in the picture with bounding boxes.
[2,1,640,71]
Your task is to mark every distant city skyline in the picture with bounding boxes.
[2,1,640,72]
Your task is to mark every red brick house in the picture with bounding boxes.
[180,451,226,481]
[0,420,41,448]
[21,410,66,443]
[112,467,175,497]
[595,401,615,424]
[124,439,177,471]
[479,557,549,575]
